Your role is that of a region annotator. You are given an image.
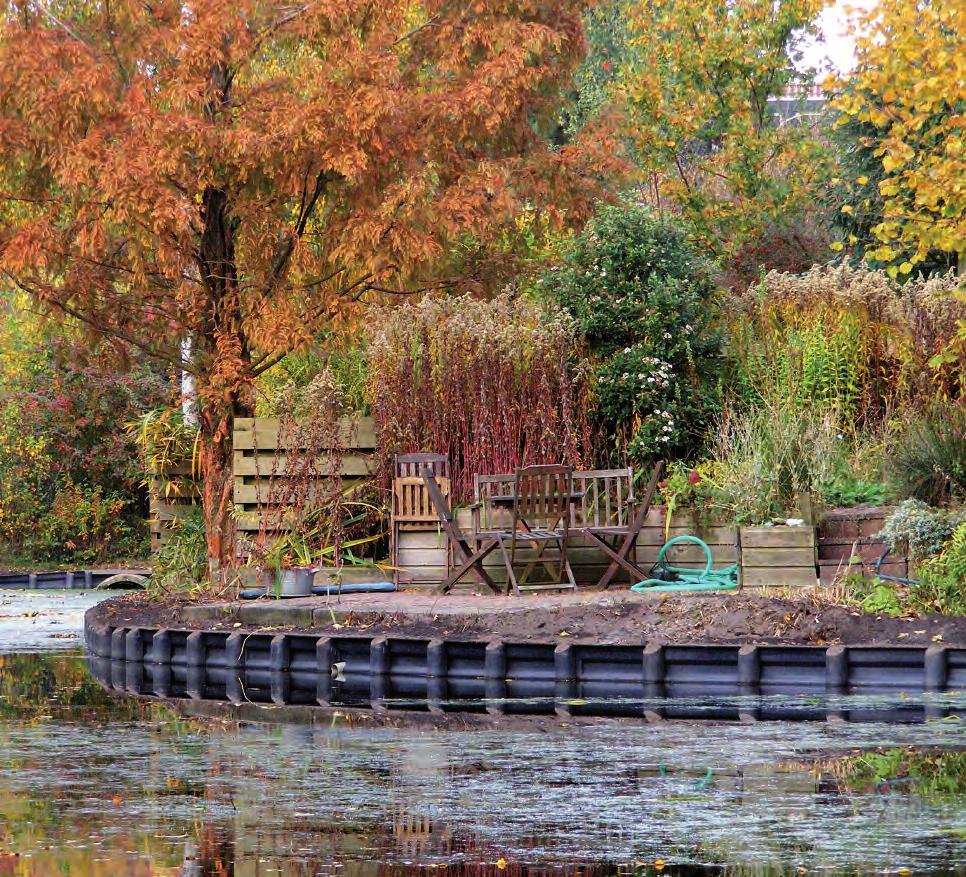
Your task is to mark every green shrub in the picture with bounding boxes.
[913,522,966,614]
[819,472,887,508]
[855,579,905,617]
[35,482,145,564]
[877,499,956,563]
[539,203,722,463]
[888,403,966,505]
[0,330,167,565]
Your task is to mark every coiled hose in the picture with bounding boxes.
[631,534,740,593]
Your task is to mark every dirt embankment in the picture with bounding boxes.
[89,591,966,647]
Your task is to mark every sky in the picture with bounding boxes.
[798,0,877,75]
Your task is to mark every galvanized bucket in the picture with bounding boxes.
[261,567,315,598]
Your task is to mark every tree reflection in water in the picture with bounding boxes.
[1,652,965,877]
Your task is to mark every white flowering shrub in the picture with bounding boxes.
[540,204,722,463]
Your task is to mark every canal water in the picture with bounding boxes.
[1,590,965,876]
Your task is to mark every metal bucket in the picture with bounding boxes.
[261,567,314,598]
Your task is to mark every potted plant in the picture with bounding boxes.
[258,529,319,598]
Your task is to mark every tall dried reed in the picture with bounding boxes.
[367,294,593,501]
[725,265,966,424]
[252,371,349,566]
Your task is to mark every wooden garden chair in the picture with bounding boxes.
[391,453,450,586]
[578,461,664,589]
[485,464,579,595]
[420,468,500,594]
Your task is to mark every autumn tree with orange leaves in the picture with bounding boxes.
[0,0,620,580]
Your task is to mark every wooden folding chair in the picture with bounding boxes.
[421,468,500,594]
[391,453,450,586]
[488,464,578,595]
[581,461,664,589]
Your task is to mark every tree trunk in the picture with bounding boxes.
[198,375,255,588]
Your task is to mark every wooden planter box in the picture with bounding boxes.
[739,526,817,588]
[817,506,908,584]
[394,506,739,590]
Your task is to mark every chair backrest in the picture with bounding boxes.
[392,475,450,528]
[395,453,448,480]
[513,465,573,531]
[473,471,515,531]
[571,467,635,528]
[420,468,455,525]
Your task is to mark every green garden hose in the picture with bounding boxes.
[631,534,739,593]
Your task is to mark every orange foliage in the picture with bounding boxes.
[0,0,621,572]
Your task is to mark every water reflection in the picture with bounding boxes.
[2,652,966,876]
[89,653,966,725]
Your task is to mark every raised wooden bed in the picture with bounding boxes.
[639,507,738,572]
[817,506,908,584]
[739,526,817,588]
[395,506,739,589]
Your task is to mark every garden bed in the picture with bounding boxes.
[90,589,966,647]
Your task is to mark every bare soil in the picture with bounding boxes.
[90,590,966,647]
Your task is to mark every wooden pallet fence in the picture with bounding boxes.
[148,462,201,551]
[231,415,376,535]
[395,506,739,589]
[739,526,817,588]
[817,506,907,585]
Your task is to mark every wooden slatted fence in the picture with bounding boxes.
[231,416,377,537]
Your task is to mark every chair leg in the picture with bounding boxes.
[437,539,500,594]
[563,549,578,590]
[500,534,518,595]
[391,521,400,587]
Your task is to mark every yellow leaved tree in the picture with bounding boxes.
[834,0,966,275]
[619,0,831,256]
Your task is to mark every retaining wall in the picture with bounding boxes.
[86,611,966,706]
[88,653,961,724]
[1,569,150,590]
